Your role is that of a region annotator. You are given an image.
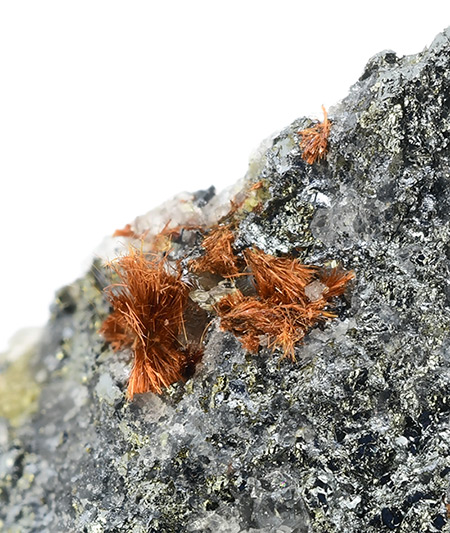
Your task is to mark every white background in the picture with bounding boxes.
[0,1,449,352]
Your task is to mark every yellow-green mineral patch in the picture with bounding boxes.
[0,346,41,427]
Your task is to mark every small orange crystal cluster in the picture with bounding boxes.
[194,232,354,361]
[299,106,331,164]
[100,249,197,399]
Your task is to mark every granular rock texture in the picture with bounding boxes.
[1,28,450,532]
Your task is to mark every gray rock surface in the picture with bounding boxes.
[1,28,450,532]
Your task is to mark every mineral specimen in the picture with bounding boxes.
[1,28,450,532]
